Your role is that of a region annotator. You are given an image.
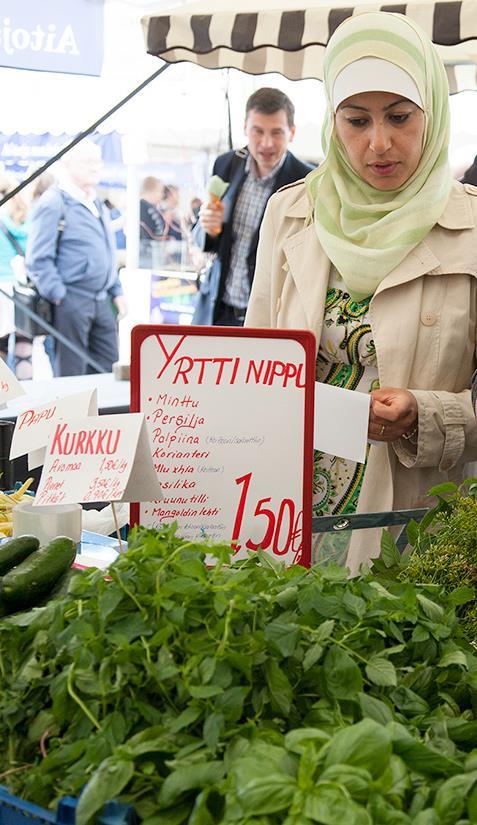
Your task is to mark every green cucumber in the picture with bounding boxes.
[0,535,39,575]
[0,536,77,609]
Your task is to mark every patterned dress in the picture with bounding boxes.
[312,268,379,565]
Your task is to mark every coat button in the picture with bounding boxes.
[421,310,437,326]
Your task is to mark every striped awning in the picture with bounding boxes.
[143,0,477,92]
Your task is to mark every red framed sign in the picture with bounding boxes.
[130,325,315,565]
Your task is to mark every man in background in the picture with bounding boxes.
[193,87,314,326]
[139,175,165,267]
[26,139,126,377]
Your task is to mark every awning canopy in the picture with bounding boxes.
[143,0,477,92]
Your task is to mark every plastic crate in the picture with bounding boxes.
[0,787,135,825]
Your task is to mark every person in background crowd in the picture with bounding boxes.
[185,197,202,232]
[31,171,55,202]
[246,12,477,574]
[193,87,314,326]
[159,184,185,266]
[26,139,126,377]
[139,175,165,267]
[160,185,183,241]
[103,195,127,268]
[30,171,56,371]
[0,173,33,378]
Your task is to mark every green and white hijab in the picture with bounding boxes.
[306,12,451,302]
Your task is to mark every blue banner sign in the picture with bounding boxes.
[0,132,125,188]
[0,0,104,76]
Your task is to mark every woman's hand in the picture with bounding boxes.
[369,387,418,442]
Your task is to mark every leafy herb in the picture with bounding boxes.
[0,524,476,823]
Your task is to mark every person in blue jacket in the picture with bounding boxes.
[26,140,127,376]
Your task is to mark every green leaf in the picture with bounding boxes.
[438,648,468,669]
[358,693,393,725]
[203,712,224,750]
[265,619,300,657]
[405,519,420,547]
[188,684,224,699]
[215,686,250,721]
[380,531,401,568]
[304,781,360,822]
[76,757,134,825]
[412,811,439,825]
[236,773,297,815]
[389,723,462,777]
[188,789,215,825]
[303,643,323,671]
[467,783,477,821]
[169,705,202,733]
[324,645,363,699]
[284,728,331,755]
[157,761,224,808]
[265,659,293,715]
[427,481,459,498]
[98,587,124,622]
[365,657,397,687]
[366,581,399,600]
[315,619,335,642]
[342,591,366,618]
[448,585,475,606]
[390,687,429,716]
[416,593,444,622]
[434,771,477,824]
[411,626,430,643]
[325,719,392,778]
[319,765,372,804]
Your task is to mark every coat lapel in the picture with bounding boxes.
[283,223,330,337]
[281,187,330,335]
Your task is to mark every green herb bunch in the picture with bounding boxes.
[395,482,477,642]
[0,524,476,824]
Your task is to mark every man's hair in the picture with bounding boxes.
[245,87,295,128]
[141,175,162,194]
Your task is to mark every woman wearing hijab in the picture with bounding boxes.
[245,11,477,574]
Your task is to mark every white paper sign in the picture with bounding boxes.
[9,389,98,469]
[0,357,25,406]
[314,382,370,464]
[131,327,315,565]
[34,413,163,506]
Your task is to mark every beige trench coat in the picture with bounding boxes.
[245,179,477,574]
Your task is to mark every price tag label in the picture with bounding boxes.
[0,357,25,407]
[35,413,163,506]
[10,388,98,468]
[131,326,314,565]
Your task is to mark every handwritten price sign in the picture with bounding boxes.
[131,326,315,566]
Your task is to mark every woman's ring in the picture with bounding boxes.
[380,424,386,436]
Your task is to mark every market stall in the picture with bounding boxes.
[143,0,477,91]
[1,3,477,824]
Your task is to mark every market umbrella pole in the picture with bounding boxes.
[0,63,171,209]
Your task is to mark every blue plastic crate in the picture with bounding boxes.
[0,787,135,825]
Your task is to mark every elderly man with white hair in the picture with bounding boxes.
[26,139,126,377]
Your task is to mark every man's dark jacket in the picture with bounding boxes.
[192,147,314,325]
